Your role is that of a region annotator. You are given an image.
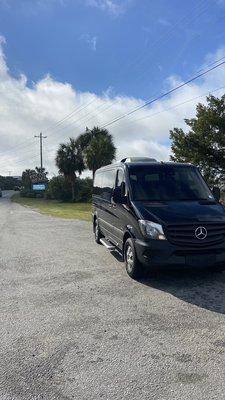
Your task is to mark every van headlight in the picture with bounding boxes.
[139,220,166,240]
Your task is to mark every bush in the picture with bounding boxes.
[20,189,41,198]
[74,178,93,202]
[46,176,93,202]
[0,176,22,190]
[46,176,72,202]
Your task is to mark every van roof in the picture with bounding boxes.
[96,160,194,172]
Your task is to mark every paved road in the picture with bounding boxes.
[1,191,225,400]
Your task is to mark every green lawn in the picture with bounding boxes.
[12,194,92,221]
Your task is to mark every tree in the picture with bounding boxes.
[0,176,21,190]
[33,167,48,183]
[22,167,48,190]
[76,126,116,178]
[22,169,36,190]
[170,95,225,186]
[55,138,85,201]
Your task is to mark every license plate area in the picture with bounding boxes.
[186,254,216,267]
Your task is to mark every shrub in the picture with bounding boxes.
[20,189,39,198]
[0,176,21,190]
[75,177,93,202]
[46,176,93,202]
[46,176,72,202]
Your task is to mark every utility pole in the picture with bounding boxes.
[34,133,47,171]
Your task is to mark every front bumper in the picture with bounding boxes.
[135,238,225,268]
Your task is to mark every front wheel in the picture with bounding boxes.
[124,238,144,279]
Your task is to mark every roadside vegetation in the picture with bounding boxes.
[12,194,92,221]
[14,95,225,219]
[20,126,116,203]
[0,175,21,190]
[170,94,225,187]
[14,126,115,220]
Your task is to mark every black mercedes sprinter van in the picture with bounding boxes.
[92,157,225,279]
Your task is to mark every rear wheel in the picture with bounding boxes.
[124,238,144,279]
[94,218,103,244]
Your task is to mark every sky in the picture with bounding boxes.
[0,0,225,176]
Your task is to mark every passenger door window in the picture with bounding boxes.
[93,171,103,196]
[116,169,124,188]
[102,170,116,201]
[116,169,126,194]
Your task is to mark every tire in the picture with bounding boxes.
[94,218,103,244]
[124,238,144,279]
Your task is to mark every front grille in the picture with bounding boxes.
[165,223,225,247]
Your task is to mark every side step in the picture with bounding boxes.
[100,238,116,251]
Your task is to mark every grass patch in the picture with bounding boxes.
[12,194,92,221]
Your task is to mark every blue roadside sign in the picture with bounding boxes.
[32,183,47,191]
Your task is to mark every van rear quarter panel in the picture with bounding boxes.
[93,167,117,243]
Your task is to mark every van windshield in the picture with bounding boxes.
[128,165,213,202]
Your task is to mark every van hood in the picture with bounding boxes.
[132,200,225,225]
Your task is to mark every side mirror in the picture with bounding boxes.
[212,186,220,202]
[113,187,122,203]
[112,186,127,204]
[121,181,126,197]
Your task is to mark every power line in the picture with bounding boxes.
[129,85,225,124]
[0,137,34,156]
[36,1,215,140]
[108,0,211,86]
[0,3,223,169]
[125,0,212,88]
[1,83,225,172]
[44,98,97,134]
[43,96,115,138]
[100,60,225,129]
[0,1,218,160]
[42,51,225,142]
[1,56,225,170]
[0,100,97,158]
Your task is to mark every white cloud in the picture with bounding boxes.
[0,43,225,177]
[84,0,130,15]
[0,0,66,6]
[80,34,98,51]
[214,0,225,5]
[0,0,132,16]
[0,0,67,14]
[158,18,172,27]
[0,35,6,44]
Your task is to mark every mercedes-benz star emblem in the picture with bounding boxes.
[195,226,207,240]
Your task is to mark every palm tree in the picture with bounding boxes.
[76,127,116,178]
[34,166,48,182]
[56,138,85,201]
[22,169,36,190]
[35,166,47,174]
[76,127,92,150]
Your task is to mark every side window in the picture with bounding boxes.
[102,169,116,201]
[116,169,126,196]
[93,172,103,196]
[116,169,125,188]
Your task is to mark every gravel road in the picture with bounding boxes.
[0,191,225,400]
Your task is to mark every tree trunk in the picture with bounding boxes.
[71,177,76,202]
